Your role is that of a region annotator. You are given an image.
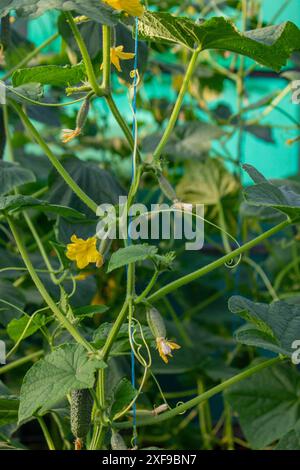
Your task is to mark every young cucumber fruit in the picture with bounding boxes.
[70,388,93,445]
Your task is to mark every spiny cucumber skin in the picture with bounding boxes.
[70,389,93,440]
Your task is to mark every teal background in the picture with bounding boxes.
[18,2,300,181]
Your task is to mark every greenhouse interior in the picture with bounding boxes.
[0,0,300,455]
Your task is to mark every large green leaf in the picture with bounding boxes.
[243,164,300,222]
[0,194,84,218]
[143,122,225,160]
[176,158,240,205]
[138,12,300,71]
[0,162,36,195]
[107,244,158,273]
[229,296,300,357]
[12,64,86,88]
[0,1,118,25]
[226,363,300,449]
[18,344,106,423]
[48,157,125,220]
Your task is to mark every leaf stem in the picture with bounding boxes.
[115,357,283,428]
[147,219,290,302]
[9,101,98,213]
[105,94,138,156]
[7,217,93,352]
[37,416,56,451]
[64,12,102,96]
[100,300,129,360]
[153,48,200,161]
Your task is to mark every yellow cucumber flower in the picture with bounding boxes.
[104,0,144,17]
[66,235,103,270]
[61,128,81,144]
[156,337,181,364]
[101,46,135,72]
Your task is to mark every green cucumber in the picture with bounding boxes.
[70,389,93,441]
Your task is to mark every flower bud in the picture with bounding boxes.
[157,173,177,202]
[76,98,90,131]
[146,307,166,340]
[111,431,127,450]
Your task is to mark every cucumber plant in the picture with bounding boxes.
[0,0,300,451]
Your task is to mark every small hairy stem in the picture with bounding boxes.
[0,350,43,375]
[147,219,290,303]
[102,25,111,90]
[153,48,200,161]
[116,357,283,428]
[64,12,102,96]
[9,101,98,213]
[37,417,56,451]
[7,217,93,352]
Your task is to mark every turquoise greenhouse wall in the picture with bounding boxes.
[25,2,300,182]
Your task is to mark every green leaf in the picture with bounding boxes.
[12,64,86,87]
[143,122,225,160]
[7,313,49,343]
[48,157,125,221]
[0,1,118,25]
[0,280,26,327]
[0,161,36,195]
[226,363,300,449]
[6,83,43,104]
[109,378,136,419]
[0,397,19,426]
[244,181,300,222]
[73,305,109,319]
[275,422,300,450]
[176,158,239,205]
[107,244,158,273]
[138,12,300,71]
[229,295,300,357]
[18,344,106,423]
[0,195,84,218]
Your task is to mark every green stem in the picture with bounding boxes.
[135,270,159,303]
[0,350,43,375]
[2,32,59,81]
[105,94,138,156]
[147,219,290,303]
[2,104,14,160]
[37,416,56,451]
[217,200,231,254]
[7,217,93,352]
[153,49,200,161]
[197,378,213,450]
[102,25,111,90]
[64,12,101,96]
[9,101,98,213]
[116,357,283,428]
[23,212,59,285]
[223,400,234,450]
[100,300,129,360]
